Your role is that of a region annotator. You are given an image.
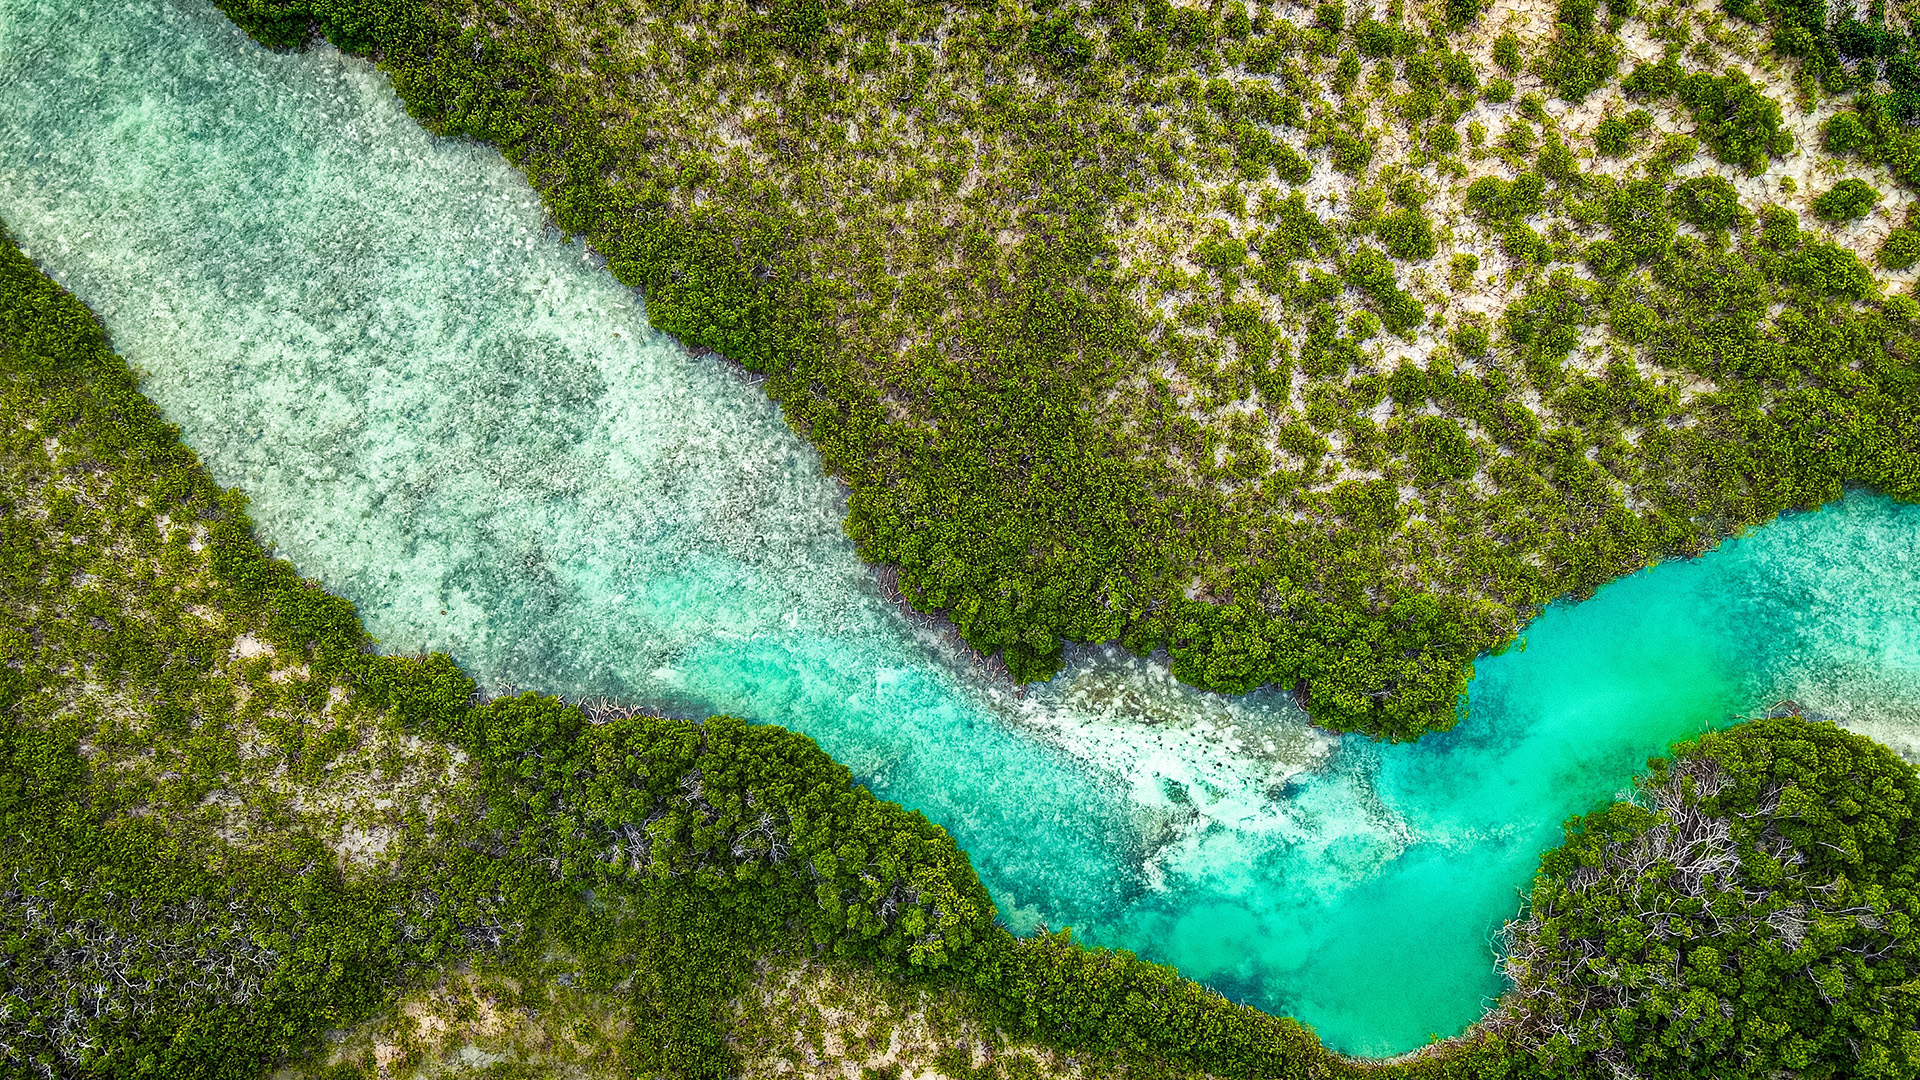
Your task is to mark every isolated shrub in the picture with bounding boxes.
[1538,135,1580,183]
[1670,174,1748,232]
[1493,30,1522,72]
[1823,111,1875,156]
[1880,226,1920,269]
[1674,69,1792,170]
[1377,208,1438,260]
[1440,50,1478,89]
[1812,177,1881,222]
[1593,108,1652,155]
[1503,273,1588,389]
[1329,130,1373,175]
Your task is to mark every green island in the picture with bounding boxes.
[6,0,1920,1075]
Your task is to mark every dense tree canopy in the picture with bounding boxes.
[1499,716,1920,1079]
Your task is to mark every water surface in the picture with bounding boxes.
[3,0,1918,1055]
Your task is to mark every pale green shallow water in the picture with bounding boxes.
[4,0,1920,1056]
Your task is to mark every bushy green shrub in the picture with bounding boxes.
[1464,172,1546,222]
[1445,0,1483,29]
[1622,52,1682,96]
[1377,208,1438,260]
[1760,203,1803,251]
[1440,50,1479,90]
[1502,272,1589,389]
[1823,110,1875,156]
[1592,108,1652,155]
[1493,30,1523,72]
[1241,127,1312,184]
[1674,69,1792,170]
[1406,415,1478,483]
[1536,0,1620,100]
[1343,247,1427,333]
[1195,234,1249,271]
[1027,13,1094,71]
[1781,241,1876,299]
[1329,129,1373,175]
[1605,178,1675,262]
[1450,321,1492,358]
[1259,191,1337,263]
[1670,174,1749,232]
[1354,17,1401,58]
[1221,2,1250,39]
[1584,237,1628,275]
[1812,177,1881,222]
[1879,226,1920,269]
[1333,49,1361,94]
[1502,223,1551,265]
[1535,135,1579,185]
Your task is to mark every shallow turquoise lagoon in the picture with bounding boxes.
[5,0,1920,1056]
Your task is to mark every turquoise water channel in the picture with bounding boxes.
[5,0,1920,1056]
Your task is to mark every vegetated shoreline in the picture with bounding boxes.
[206,0,1920,743]
[610,239,1886,753]
[9,204,1920,1077]
[705,325,1261,707]
[11,0,1920,1068]
[681,334,1013,681]
[0,222,1336,1077]
[1356,697,1834,1072]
